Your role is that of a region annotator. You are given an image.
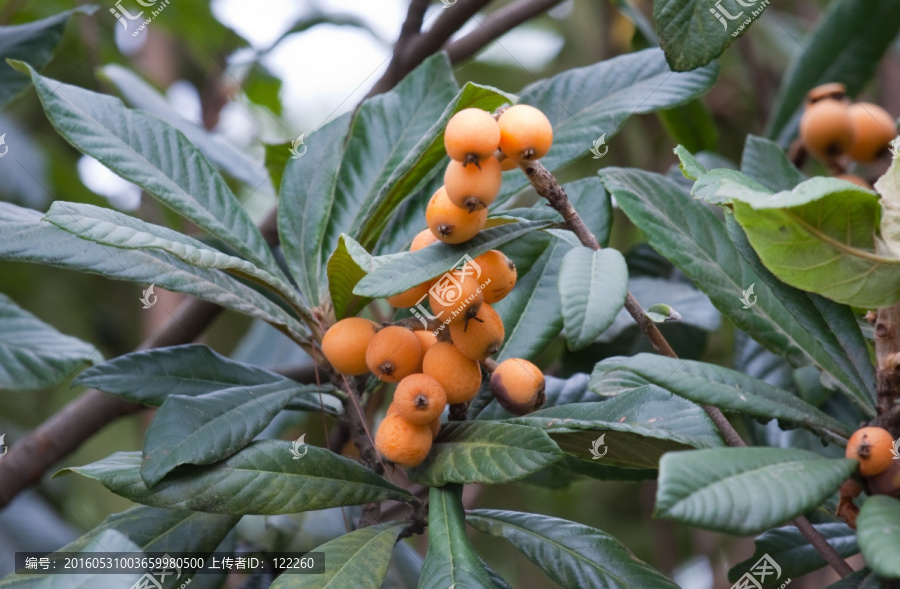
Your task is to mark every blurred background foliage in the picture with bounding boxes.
[0,0,894,587]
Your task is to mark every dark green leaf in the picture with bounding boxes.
[657,99,718,153]
[599,168,876,415]
[60,441,410,514]
[857,496,900,579]
[766,0,900,142]
[407,421,563,486]
[0,292,96,390]
[558,247,628,350]
[495,236,569,361]
[0,8,93,108]
[825,569,881,589]
[728,523,858,582]
[270,522,405,589]
[418,486,495,588]
[99,64,270,190]
[467,510,679,588]
[655,448,857,535]
[739,135,805,192]
[18,63,279,274]
[353,220,553,298]
[497,49,718,202]
[592,354,853,441]
[142,380,326,486]
[74,344,338,414]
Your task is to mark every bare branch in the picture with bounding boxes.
[446,0,565,63]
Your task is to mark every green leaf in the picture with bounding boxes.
[739,135,805,192]
[476,373,595,419]
[825,569,882,589]
[724,215,875,407]
[0,292,97,390]
[657,99,718,153]
[141,380,325,486]
[467,510,679,589]
[766,0,900,141]
[18,63,279,274]
[655,448,857,535]
[98,64,270,190]
[44,201,308,314]
[0,203,308,342]
[327,235,374,321]
[263,141,291,195]
[509,385,723,469]
[874,157,900,260]
[74,344,339,414]
[495,236,570,361]
[558,247,628,351]
[270,522,405,589]
[0,8,93,109]
[419,486,495,589]
[61,441,411,515]
[24,530,145,589]
[653,0,765,72]
[728,523,858,583]
[407,421,563,486]
[857,496,900,579]
[696,172,900,308]
[0,506,239,588]
[599,168,876,415]
[497,49,718,202]
[592,354,853,441]
[353,220,554,298]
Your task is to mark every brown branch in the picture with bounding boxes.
[873,303,900,418]
[366,0,492,98]
[518,159,853,578]
[445,0,565,63]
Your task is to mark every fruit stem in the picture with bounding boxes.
[873,302,900,423]
[519,158,856,579]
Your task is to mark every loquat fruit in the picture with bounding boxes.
[392,373,447,425]
[470,250,517,304]
[386,282,431,308]
[444,156,502,212]
[375,413,432,468]
[429,269,483,325]
[410,228,439,252]
[846,426,894,476]
[449,303,505,361]
[799,99,855,160]
[806,82,848,105]
[444,108,501,165]
[414,329,438,353]
[847,102,896,163]
[429,416,441,440]
[490,358,546,416]
[365,325,423,383]
[322,317,378,375]
[498,104,553,162]
[426,186,488,244]
[499,156,518,171]
[423,341,482,404]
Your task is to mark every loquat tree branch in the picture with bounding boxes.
[872,302,900,419]
[517,159,854,578]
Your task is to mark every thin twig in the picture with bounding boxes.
[519,159,853,578]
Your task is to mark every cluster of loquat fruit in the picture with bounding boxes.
[845,427,900,495]
[798,82,897,188]
[320,104,555,468]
